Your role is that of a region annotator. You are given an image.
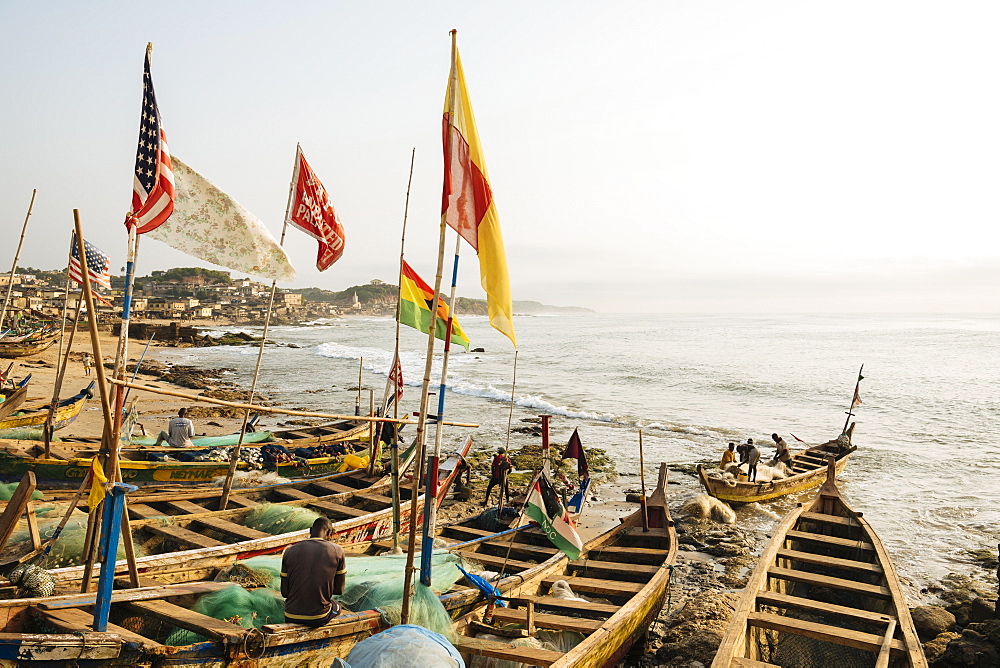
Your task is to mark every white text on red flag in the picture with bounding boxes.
[287,147,345,271]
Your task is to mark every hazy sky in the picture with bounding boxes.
[2,1,998,313]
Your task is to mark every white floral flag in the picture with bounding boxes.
[149,156,296,281]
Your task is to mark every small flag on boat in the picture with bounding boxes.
[560,428,589,479]
[87,456,108,511]
[287,145,346,271]
[524,473,583,560]
[126,44,175,233]
[388,354,404,405]
[851,366,864,408]
[398,260,470,351]
[441,36,516,347]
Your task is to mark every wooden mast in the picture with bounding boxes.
[0,189,37,334]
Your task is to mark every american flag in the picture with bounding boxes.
[127,46,175,233]
[69,233,112,292]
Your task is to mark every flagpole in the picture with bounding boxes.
[419,234,462,586]
[638,429,649,532]
[401,28,459,625]
[43,236,85,456]
[842,364,864,434]
[219,144,299,511]
[0,189,37,334]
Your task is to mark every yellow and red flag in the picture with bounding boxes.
[441,37,516,347]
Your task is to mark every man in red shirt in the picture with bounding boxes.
[280,517,346,627]
[483,447,512,507]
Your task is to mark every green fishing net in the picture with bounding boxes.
[0,482,43,501]
[165,551,469,646]
[244,504,323,535]
[11,515,145,569]
[165,585,286,645]
[0,428,54,441]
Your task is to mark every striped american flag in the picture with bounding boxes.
[69,234,112,292]
[127,46,175,233]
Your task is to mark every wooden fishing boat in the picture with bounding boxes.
[449,462,677,668]
[0,418,373,487]
[0,328,59,359]
[698,424,857,504]
[0,495,571,665]
[28,438,470,587]
[0,376,30,421]
[0,381,95,434]
[711,458,926,667]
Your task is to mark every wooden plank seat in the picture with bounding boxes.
[306,500,370,518]
[163,500,212,515]
[127,503,167,520]
[776,548,883,574]
[271,488,318,502]
[43,446,82,461]
[732,658,781,667]
[35,581,237,611]
[37,607,164,650]
[124,600,249,641]
[457,551,537,572]
[768,567,892,599]
[222,495,260,509]
[452,635,562,667]
[799,511,860,528]
[585,545,672,565]
[755,591,895,625]
[785,529,874,552]
[489,607,604,633]
[513,594,620,617]
[541,575,645,598]
[568,558,659,581]
[308,480,357,495]
[146,523,225,549]
[351,493,393,507]
[194,516,270,542]
[746,611,906,655]
[481,543,558,561]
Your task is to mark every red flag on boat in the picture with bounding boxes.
[560,428,589,479]
[387,354,403,405]
[287,145,346,271]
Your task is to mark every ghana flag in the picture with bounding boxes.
[399,260,470,351]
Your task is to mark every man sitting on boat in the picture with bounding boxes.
[719,442,736,469]
[154,407,196,448]
[281,517,346,627]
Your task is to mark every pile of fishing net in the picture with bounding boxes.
[468,630,584,668]
[344,624,464,667]
[0,428,53,441]
[11,514,143,569]
[0,482,43,501]
[211,470,289,488]
[163,551,469,646]
[244,504,322,535]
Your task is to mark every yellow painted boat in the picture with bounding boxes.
[698,424,857,504]
[712,459,927,667]
[0,382,94,432]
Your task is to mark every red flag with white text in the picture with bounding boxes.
[287,145,346,270]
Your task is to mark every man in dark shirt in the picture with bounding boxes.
[483,447,512,507]
[280,517,346,627]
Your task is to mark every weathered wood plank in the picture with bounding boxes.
[541,575,644,597]
[799,511,860,527]
[514,594,620,617]
[127,503,166,520]
[37,581,237,610]
[308,481,356,495]
[569,558,659,580]
[489,607,603,633]
[584,545,672,565]
[746,611,905,654]
[145,523,225,549]
[776,548,883,574]
[452,635,561,666]
[768,567,892,599]
[755,591,894,624]
[458,551,536,572]
[785,529,874,551]
[163,500,210,515]
[306,500,369,518]
[194,516,270,542]
[37,607,164,650]
[124,599,248,641]
[731,659,781,668]
[0,632,121,660]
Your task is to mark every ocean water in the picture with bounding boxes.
[156,313,1000,594]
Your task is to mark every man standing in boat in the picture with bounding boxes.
[153,407,196,447]
[281,517,346,627]
[745,438,760,482]
[771,433,792,469]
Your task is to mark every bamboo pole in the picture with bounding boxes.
[403,30,462,623]
[355,357,363,416]
[842,364,864,434]
[44,236,82,455]
[639,429,648,532]
[219,143,298,511]
[105,378,479,427]
[0,189,38,333]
